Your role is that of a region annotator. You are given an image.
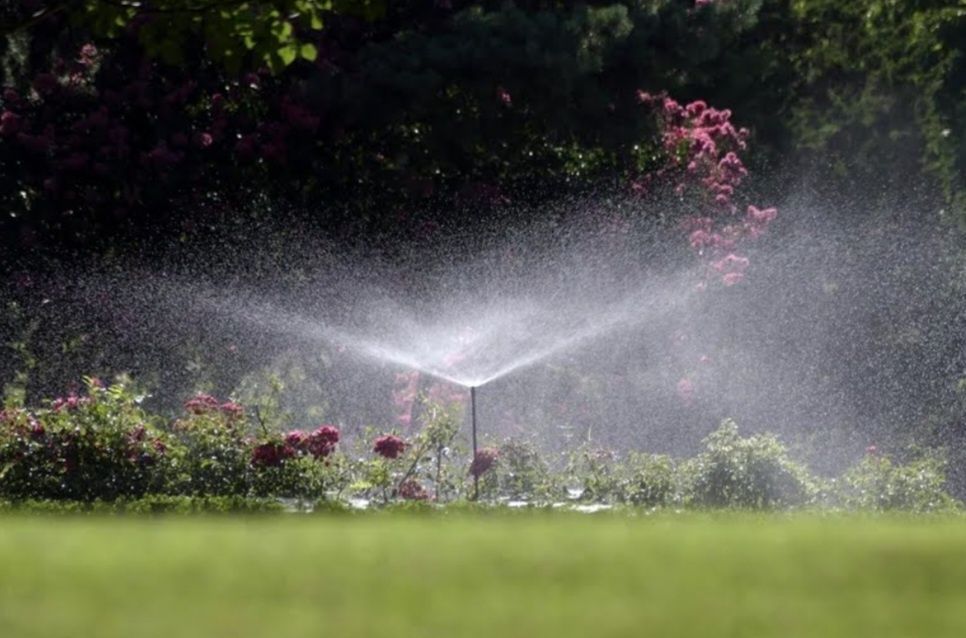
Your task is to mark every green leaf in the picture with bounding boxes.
[300,43,318,61]
[277,44,298,66]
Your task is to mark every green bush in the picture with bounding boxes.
[680,420,816,510]
[566,445,623,503]
[0,380,175,501]
[167,406,253,497]
[487,439,557,501]
[620,453,676,507]
[837,453,958,513]
[0,495,287,515]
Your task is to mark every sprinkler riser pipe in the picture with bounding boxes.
[471,386,478,500]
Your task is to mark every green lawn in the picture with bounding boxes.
[2,512,966,637]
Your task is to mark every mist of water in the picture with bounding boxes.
[15,187,963,481]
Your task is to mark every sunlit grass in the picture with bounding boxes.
[2,512,965,637]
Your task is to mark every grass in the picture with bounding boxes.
[2,511,966,637]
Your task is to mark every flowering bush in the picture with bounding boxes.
[248,425,341,499]
[469,448,499,480]
[373,434,407,460]
[1,379,959,511]
[634,93,778,286]
[169,395,340,499]
[167,394,253,496]
[0,379,174,501]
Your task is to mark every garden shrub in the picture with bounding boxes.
[837,452,958,513]
[0,495,287,515]
[489,439,557,501]
[680,419,816,509]
[249,425,341,499]
[167,395,253,496]
[620,453,676,507]
[566,445,623,503]
[0,379,174,501]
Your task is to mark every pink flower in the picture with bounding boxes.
[29,421,46,440]
[251,442,294,467]
[676,378,695,403]
[306,425,340,458]
[184,393,221,415]
[285,430,308,447]
[78,44,98,66]
[866,445,878,456]
[722,272,744,286]
[685,100,707,117]
[711,253,750,273]
[747,205,778,224]
[399,479,429,500]
[469,448,499,478]
[427,381,469,406]
[373,434,407,460]
[0,111,21,136]
[220,401,244,420]
[195,132,214,148]
[496,86,512,107]
[689,229,712,249]
[51,395,89,412]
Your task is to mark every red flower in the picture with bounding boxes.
[220,401,244,420]
[285,430,308,447]
[399,479,429,501]
[373,434,406,460]
[306,425,340,458]
[496,86,512,107]
[184,393,220,415]
[51,394,89,412]
[0,111,22,136]
[251,442,294,467]
[469,448,499,478]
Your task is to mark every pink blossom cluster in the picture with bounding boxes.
[391,371,469,428]
[51,394,90,412]
[251,441,295,467]
[398,479,429,501]
[251,424,340,468]
[373,434,407,460]
[469,447,499,478]
[284,425,341,459]
[183,394,244,420]
[634,92,778,286]
[124,424,166,465]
